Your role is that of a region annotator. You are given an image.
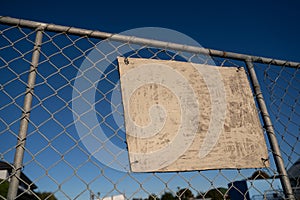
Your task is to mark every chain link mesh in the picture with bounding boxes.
[0,23,299,200]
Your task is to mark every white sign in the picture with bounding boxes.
[118,57,269,172]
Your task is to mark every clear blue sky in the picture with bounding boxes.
[1,0,300,61]
[1,1,299,200]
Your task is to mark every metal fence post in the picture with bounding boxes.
[6,29,43,200]
[245,60,295,200]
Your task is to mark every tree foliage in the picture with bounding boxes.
[205,187,229,200]
[161,192,175,200]
[176,188,193,200]
[144,187,231,200]
[249,170,270,180]
[146,193,159,200]
[36,192,58,200]
[0,179,9,198]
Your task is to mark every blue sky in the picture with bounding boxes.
[0,1,300,200]
[1,0,300,61]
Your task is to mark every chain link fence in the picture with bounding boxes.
[0,17,299,200]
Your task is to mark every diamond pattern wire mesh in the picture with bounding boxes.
[0,22,299,200]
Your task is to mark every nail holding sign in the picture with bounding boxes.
[117,57,269,172]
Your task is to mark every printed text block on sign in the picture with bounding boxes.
[117,57,269,172]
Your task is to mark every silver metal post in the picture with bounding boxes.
[245,60,295,200]
[6,29,43,200]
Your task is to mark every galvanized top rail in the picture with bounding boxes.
[0,16,299,68]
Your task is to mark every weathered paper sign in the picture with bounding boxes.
[118,57,269,172]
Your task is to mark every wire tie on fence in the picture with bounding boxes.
[131,160,138,164]
[17,18,21,26]
[268,58,275,65]
[222,51,227,57]
[261,157,269,164]
[236,66,242,72]
[87,30,95,37]
[124,57,129,65]
[64,26,72,34]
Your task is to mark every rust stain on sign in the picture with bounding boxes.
[118,57,269,172]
